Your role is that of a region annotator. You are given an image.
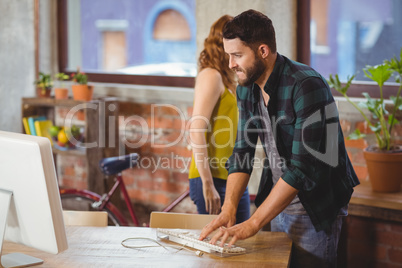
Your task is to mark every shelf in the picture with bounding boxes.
[21,97,119,195]
[349,181,402,222]
[22,97,118,108]
[351,181,402,211]
[53,147,86,156]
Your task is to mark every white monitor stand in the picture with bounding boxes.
[0,189,43,268]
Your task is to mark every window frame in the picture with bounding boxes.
[57,0,195,88]
[297,0,398,99]
[58,0,399,96]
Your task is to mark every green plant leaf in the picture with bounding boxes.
[327,48,402,151]
[35,72,53,89]
[72,67,88,84]
[359,93,382,119]
[388,115,399,128]
[390,96,402,110]
[363,64,392,87]
[385,48,402,76]
[327,74,342,93]
[347,129,366,140]
[327,74,355,95]
[369,122,382,133]
[55,73,70,81]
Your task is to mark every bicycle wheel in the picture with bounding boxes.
[60,194,122,226]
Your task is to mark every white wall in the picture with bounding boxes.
[0,0,36,132]
[196,0,297,60]
[39,0,58,75]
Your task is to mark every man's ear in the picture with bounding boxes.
[258,44,270,59]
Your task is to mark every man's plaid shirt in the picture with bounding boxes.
[227,53,360,231]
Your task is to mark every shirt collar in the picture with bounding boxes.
[264,53,285,96]
[250,53,285,112]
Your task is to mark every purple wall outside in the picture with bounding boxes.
[311,0,401,81]
[80,0,195,71]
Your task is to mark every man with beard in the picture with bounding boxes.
[199,9,359,268]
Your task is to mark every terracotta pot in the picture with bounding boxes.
[363,148,402,193]
[76,110,85,121]
[36,87,51,98]
[54,88,69,100]
[72,84,94,101]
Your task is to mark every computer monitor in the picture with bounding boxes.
[0,131,68,268]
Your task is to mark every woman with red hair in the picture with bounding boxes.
[188,15,250,223]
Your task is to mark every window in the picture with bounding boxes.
[153,9,191,40]
[102,30,127,71]
[58,0,196,87]
[299,0,401,98]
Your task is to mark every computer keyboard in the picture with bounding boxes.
[156,228,246,256]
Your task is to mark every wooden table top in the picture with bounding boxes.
[3,226,292,268]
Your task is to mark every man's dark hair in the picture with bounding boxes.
[223,9,277,53]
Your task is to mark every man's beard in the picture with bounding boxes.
[236,56,266,87]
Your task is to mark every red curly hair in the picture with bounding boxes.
[198,15,236,89]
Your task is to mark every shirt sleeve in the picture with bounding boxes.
[227,87,258,175]
[281,76,338,191]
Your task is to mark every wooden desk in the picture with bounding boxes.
[3,226,292,268]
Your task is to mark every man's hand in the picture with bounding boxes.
[209,219,260,247]
[199,210,235,241]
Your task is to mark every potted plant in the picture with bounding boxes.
[71,67,93,101]
[328,48,402,193]
[54,72,70,100]
[34,72,53,98]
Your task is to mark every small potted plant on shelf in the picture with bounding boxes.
[54,72,70,100]
[328,48,402,193]
[71,67,93,101]
[34,72,53,98]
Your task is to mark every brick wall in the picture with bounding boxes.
[57,154,88,189]
[55,98,402,209]
[55,100,196,211]
[56,107,89,190]
[344,216,402,268]
[115,101,197,212]
[338,99,402,267]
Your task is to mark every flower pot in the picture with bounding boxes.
[54,88,69,100]
[363,148,402,193]
[72,84,94,101]
[36,87,51,98]
[75,111,85,121]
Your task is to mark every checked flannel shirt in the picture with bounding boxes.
[227,53,360,231]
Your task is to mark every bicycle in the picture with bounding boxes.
[59,153,190,226]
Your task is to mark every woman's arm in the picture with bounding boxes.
[189,68,225,214]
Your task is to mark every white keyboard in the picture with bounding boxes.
[157,228,246,256]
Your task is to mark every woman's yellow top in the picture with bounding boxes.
[188,87,238,180]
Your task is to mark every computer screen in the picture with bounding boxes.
[0,131,68,267]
